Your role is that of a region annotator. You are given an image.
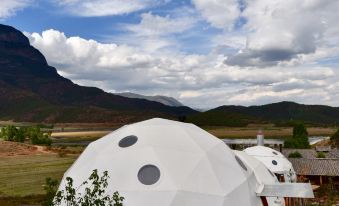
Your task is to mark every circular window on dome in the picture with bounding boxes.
[272,151,278,155]
[272,160,278,165]
[119,135,138,148]
[138,165,161,185]
[235,155,247,171]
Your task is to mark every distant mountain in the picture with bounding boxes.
[116,92,184,107]
[0,24,197,124]
[186,101,339,126]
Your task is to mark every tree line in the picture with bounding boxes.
[0,125,52,145]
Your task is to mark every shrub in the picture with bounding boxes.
[284,137,310,149]
[0,125,52,145]
[316,152,326,158]
[0,125,25,142]
[54,169,124,206]
[43,177,59,206]
[288,151,302,158]
[27,127,52,146]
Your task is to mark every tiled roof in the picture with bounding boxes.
[329,150,339,158]
[281,149,339,176]
[282,149,339,159]
[315,146,331,152]
[288,158,339,176]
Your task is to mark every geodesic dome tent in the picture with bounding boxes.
[59,118,264,206]
[243,146,297,182]
[233,150,285,206]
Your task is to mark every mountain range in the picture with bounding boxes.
[0,24,196,124]
[1,24,339,127]
[186,101,339,126]
[115,92,184,107]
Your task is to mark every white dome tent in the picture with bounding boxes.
[233,150,285,206]
[243,146,297,183]
[59,118,313,206]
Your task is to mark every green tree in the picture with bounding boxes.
[284,123,310,148]
[0,125,52,144]
[27,126,52,146]
[14,127,26,142]
[0,125,25,142]
[293,123,308,138]
[54,170,124,206]
[330,129,339,147]
[0,126,9,140]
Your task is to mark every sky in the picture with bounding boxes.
[1,0,339,109]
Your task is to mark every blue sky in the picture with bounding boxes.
[1,0,339,108]
[5,0,220,52]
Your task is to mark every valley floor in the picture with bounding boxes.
[205,126,336,138]
[0,141,78,205]
[0,125,337,205]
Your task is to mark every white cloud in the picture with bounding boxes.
[27,29,153,70]
[55,0,167,17]
[125,12,196,37]
[225,0,339,67]
[25,28,339,108]
[0,0,31,18]
[191,0,339,68]
[192,0,240,29]
[112,11,199,53]
[22,0,339,108]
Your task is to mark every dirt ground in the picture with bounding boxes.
[0,140,51,157]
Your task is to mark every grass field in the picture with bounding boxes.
[205,126,336,138]
[49,126,337,145]
[51,126,337,141]
[0,154,77,197]
[51,131,111,143]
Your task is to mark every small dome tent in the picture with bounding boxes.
[58,118,263,206]
[243,146,297,182]
[233,150,285,206]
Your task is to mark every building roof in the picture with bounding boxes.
[329,149,339,158]
[223,139,284,145]
[315,146,331,152]
[288,158,339,176]
[282,149,339,159]
[282,148,339,176]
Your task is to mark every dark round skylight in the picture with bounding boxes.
[119,135,138,148]
[235,155,247,171]
[272,160,278,165]
[138,165,161,185]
